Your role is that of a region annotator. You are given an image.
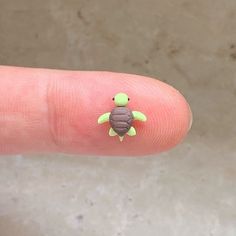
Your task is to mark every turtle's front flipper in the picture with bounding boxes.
[127,127,136,136]
[109,128,117,136]
[132,111,147,122]
[98,112,111,124]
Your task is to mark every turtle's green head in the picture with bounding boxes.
[113,93,129,107]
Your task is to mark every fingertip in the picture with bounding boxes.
[134,78,191,155]
[47,70,192,156]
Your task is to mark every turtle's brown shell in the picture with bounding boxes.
[109,107,133,136]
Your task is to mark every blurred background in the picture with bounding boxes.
[0,0,235,235]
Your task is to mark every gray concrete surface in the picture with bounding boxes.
[0,0,236,235]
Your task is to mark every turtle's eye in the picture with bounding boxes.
[112,97,115,100]
[128,98,130,101]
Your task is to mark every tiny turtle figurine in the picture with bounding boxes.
[98,93,147,142]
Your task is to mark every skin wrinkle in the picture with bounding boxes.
[46,76,61,151]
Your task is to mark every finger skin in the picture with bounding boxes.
[0,66,192,156]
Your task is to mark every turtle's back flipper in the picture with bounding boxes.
[127,126,136,136]
[109,128,117,136]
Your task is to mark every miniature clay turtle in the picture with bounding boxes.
[98,93,147,141]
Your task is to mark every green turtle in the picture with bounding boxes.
[98,93,147,141]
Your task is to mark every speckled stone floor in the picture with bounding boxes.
[0,0,236,235]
